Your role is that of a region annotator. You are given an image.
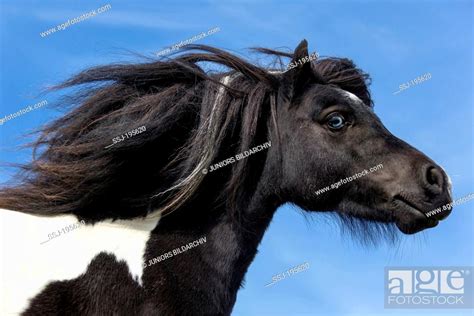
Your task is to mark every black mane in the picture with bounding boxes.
[0,44,373,222]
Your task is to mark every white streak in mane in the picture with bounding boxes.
[149,73,239,217]
[0,209,160,315]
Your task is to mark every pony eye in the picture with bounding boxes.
[326,114,346,130]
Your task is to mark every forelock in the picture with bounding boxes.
[312,57,374,107]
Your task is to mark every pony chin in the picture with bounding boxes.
[329,200,400,245]
[336,199,439,237]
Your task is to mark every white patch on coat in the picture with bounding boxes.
[0,209,160,315]
[340,89,363,104]
[265,72,365,105]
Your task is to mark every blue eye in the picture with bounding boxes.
[327,114,346,130]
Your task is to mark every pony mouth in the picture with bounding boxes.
[393,196,439,234]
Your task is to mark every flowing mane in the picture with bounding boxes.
[0,44,372,221]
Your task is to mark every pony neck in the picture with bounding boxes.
[143,181,280,314]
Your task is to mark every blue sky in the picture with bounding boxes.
[0,0,473,315]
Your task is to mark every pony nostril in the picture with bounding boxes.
[425,166,444,190]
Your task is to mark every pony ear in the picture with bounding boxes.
[289,39,312,76]
[280,39,322,101]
